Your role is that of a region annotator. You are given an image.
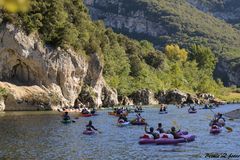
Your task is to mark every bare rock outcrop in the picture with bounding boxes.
[0,82,53,111]
[0,24,118,111]
[129,89,158,105]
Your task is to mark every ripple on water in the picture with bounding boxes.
[0,105,239,160]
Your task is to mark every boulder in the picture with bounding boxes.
[197,93,215,100]
[129,89,158,105]
[0,98,5,111]
[0,82,54,111]
[164,89,188,104]
[118,96,133,106]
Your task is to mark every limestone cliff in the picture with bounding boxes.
[0,24,118,111]
[84,0,240,87]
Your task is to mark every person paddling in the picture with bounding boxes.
[136,113,143,122]
[63,112,70,121]
[118,114,128,122]
[82,107,90,114]
[86,120,98,131]
[90,108,96,114]
[215,113,225,122]
[170,127,182,139]
[145,124,159,139]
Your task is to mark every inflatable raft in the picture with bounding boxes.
[210,125,222,134]
[117,121,130,127]
[139,132,195,145]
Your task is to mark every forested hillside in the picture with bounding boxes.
[0,0,236,99]
[84,0,240,87]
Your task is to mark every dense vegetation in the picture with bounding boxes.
[0,0,234,98]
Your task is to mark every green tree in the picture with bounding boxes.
[189,45,217,75]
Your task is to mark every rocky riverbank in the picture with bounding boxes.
[0,24,227,111]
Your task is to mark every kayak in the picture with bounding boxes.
[159,111,168,114]
[155,134,196,145]
[131,120,146,125]
[117,121,130,127]
[188,109,197,114]
[83,130,95,135]
[210,125,222,134]
[92,113,99,116]
[61,119,71,124]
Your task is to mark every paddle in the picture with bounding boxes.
[208,106,234,120]
[172,120,181,131]
[97,130,102,134]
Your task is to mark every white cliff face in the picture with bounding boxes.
[84,0,240,87]
[0,24,118,111]
[84,0,167,39]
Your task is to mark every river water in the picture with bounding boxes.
[0,104,239,160]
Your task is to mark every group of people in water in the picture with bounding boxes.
[61,102,227,138]
[145,123,182,139]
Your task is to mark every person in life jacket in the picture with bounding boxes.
[144,124,159,139]
[86,120,98,131]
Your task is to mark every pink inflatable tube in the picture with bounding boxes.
[83,130,95,135]
[139,138,155,144]
[177,131,188,135]
[210,128,221,134]
[139,134,196,145]
[155,134,196,145]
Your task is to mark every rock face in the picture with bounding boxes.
[0,97,4,111]
[0,24,118,111]
[187,0,240,25]
[129,89,158,105]
[163,90,188,104]
[214,58,240,87]
[225,109,240,119]
[84,0,167,45]
[84,0,240,87]
[118,96,133,105]
[0,82,52,111]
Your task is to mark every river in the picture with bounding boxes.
[0,104,239,160]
